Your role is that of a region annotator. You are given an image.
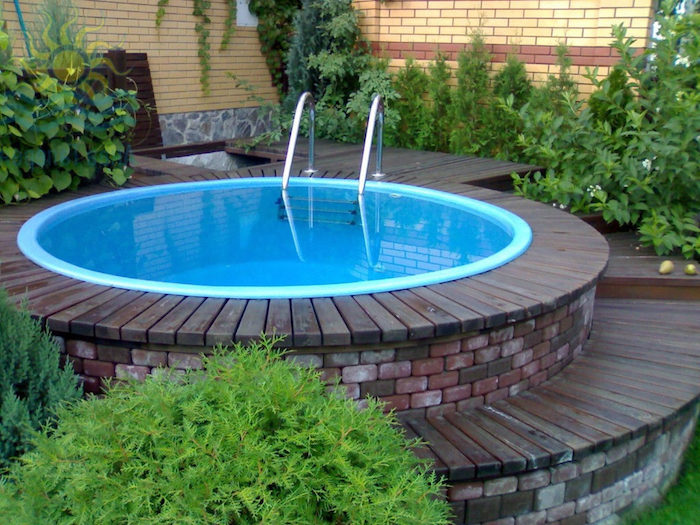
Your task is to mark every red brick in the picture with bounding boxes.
[519,470,551,490]
[502,337,524,357]
[443,383,472,403]
[489,326,514,344]
[83,360,115,377]
[457,396,484,411]
[535,312,555,329]
[448,481,483,501]
[446,352,474,370]
[473,376,499,396]
[66,340,97,359]
[80,375,102,394]
[463,333,489,351]
[429,371,459,389]
[484,476,518,496]
[514,319,536,337]
[396,376,428,394]
[411,390,442,408]
[556,344,571,361]
[319,368,340,383]
[168,352,203,370]
[131,349,167,367]
[378,361,411,379]
[540,352,557,369]
[475,345,501,364]
[381,394,410,412]
[342,364,377,383]
[360,349,395,364]
[509,380,529,396]
[543,323,560,340]
[530,370,548,386]
[115,364,150,381]
[559,315,574,332]
[327,383,359,399]
[485,387,509,404]
[430,340,461,357]
[522,361,541,379]
[512,349,534,368]
[325,352,359,367]
[412,357,444,376]
[499,369,522,388]
[532,341,551,359]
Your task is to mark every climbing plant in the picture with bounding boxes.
[248,0,301,97]
[155,0,237,94]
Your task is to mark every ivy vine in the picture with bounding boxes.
[248,0,301,96]
[155,0,237,94]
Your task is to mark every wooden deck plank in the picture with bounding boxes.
[332,296,381,345]
[120,295,185,343]
[94,293,164,340]
[235,300,269,344]
[205,300,247,346]
[311,298,351,346]
[291,298,322,347]
[372,292,434,340]
[391,290,461,338]
[148,296,206,345]
[353,294,408,342]
[266,299,293,346]
[177,298,226,346]
[46,288,129,332]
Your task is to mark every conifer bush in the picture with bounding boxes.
[0,291,82,473]
[0,338,450,524]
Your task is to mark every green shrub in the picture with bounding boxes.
[0,291,82,474]
[0,338,450,524]
[0,34,139,202]
[513,2,699,258]
[386,58,432,150]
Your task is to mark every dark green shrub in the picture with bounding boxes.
[0,291,82,473]
[425,52,452,152]
[387,58,432,150]
[0,339,450,524]
[493,54,532,110]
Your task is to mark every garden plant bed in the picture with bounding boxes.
[2,145,698,524]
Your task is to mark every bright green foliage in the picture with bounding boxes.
[0,291,82,474]
[0,338,449,524]
[493,54,532,110]
[248,0,301,96]
[513,3,700,258]
[0,54,139,202]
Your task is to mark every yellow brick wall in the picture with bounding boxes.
[354,0,656,92]
[1,0,278,114]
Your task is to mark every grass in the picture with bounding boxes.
[624,423,700,525]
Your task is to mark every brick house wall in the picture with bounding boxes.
[354,0,657,94]
[1,0,277,116]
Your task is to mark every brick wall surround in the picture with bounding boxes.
[448,404,699,524]
[355,0,656,93]
[58,287,596,417]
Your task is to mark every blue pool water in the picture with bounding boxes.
[17,178,531,298]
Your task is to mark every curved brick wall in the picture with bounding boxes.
[58,287,595,416]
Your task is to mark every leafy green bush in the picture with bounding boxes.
[0,338,450,524]
[0,23,139,203]
[513,3,699,258]
[0,291,82,474]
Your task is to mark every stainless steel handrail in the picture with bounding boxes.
[282,92,316,190]
[358,94,385,196]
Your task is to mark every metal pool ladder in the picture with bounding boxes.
[358,94,385,196]
[281,92,316,190]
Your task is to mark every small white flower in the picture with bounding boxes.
[559,203,566,209]
[674,55,690,67]
[642,158,653,172]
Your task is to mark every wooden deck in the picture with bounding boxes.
[401,298,700,481]
[0,145,609,348]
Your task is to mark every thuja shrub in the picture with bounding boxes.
[0,291,82,473]
[0,339,450,524]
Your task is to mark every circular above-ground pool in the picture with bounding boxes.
[17,178,531,298]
